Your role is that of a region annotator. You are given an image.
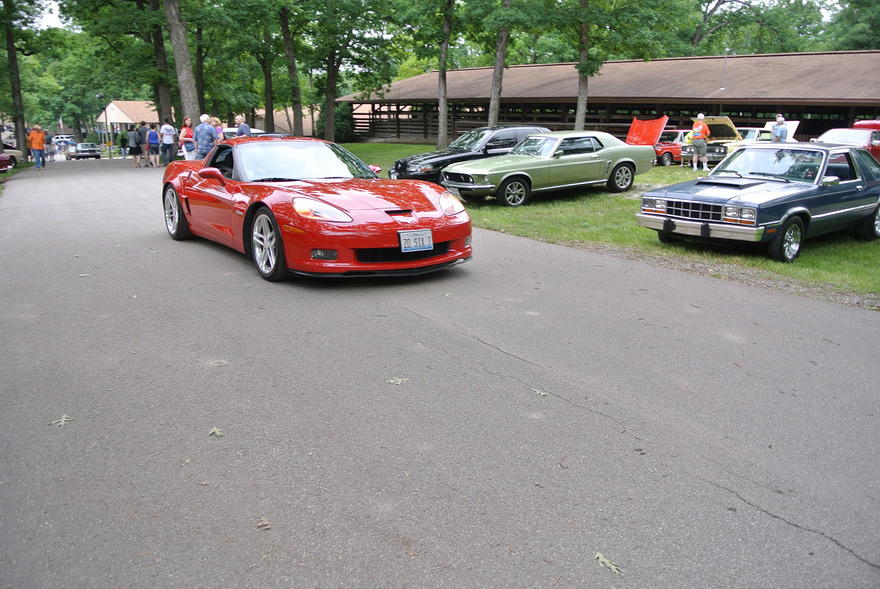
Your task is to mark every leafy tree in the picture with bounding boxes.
[3,0,45,157]
[826,0,880,50]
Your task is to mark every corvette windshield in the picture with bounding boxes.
[714,148,824,182]
[237,141,376,182]
[511,136,556,157]
[448,129,493,151]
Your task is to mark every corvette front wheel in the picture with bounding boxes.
[163,186,191,240]
[251,209,288,281]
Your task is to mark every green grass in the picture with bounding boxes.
[343,142,880,297]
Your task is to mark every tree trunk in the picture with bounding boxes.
[437,0,454,148]
[195,27,206,114]
[261,29,275,133]
[148,0,172,122]
[3,0,27,161]
[574,0,590,131]
[323,52,338,141]
[487,0,511,127]
[163,0,199,124]
[279,6,304,136]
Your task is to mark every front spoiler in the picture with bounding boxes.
[636,213,767,242]
[289,256,471,278]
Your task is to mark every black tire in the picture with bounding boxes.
[250,208,288,281]
[163,185,192,240]
[8,156,16,167]
[659,152,673,166]
[607,163,635,192]
[496,176,531,207]
[657,230,677,244]
[854,206,880,241]
[768,216,805,262]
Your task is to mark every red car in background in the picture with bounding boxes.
[0,152,11,172]
[653,129,690,166]
[161,136,472,281]
[625,116,688,166]
[815,124,880,162]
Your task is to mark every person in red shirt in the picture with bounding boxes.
[27,124,48,170]
[691,113,711,172]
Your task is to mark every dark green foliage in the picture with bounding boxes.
[315,102,355,142]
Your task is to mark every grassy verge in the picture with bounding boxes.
[342,142,880,296]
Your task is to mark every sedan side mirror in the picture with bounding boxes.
[821,176,840,187]
[199,167,226,185]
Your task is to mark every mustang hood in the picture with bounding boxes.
[701,116,742,142]
[444,153,543,175]
[652,175,812,205]
[626,116,669,145]
[282,178,443,212]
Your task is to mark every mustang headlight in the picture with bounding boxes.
[438,190,466,216]
[642,197,667,213]
[723,205,757,225]
[407,162,435,174]
[292,197,353,222]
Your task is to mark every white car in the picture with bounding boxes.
[222,127,265,139]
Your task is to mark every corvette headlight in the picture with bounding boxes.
[292,197,353,222]
[438,191,466,215]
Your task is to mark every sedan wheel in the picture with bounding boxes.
[768,216,804,262]
[854,206,880,241]
[496,177,531,207]
[163,186,191,240]
[607,163,634,192]
[660,152,673,166]
[251,209,288,281]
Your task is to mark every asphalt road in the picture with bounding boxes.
[1,157,878,588]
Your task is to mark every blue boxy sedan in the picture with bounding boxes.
[636,143,880,261]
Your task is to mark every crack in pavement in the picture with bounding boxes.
[705,479,880,571]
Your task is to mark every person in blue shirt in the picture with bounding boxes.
[235,115,251,137]
[771,115,788,142]
[195,114,217,158]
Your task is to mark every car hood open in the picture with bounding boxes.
[626,116,669,145]
[701,116,742,142]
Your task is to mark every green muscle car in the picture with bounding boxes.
[440,130,657,206]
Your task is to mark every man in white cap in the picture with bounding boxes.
[691,113,711,172]
[771,115,788,142]
[194,114,217,159]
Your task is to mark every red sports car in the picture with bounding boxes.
[162,136,472,280]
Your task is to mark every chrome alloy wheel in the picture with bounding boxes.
[502,180,528,206]
[614,165,633,190]
[164,187,180,234]
[782,221,802,261]
[252,213,278,275]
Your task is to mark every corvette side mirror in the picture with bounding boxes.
[199,167,225,185]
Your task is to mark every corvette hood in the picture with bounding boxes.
[281,178,443,212]
[649,175,811,206]
[626,116,669,145]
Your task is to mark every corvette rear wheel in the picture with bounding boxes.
[607,163,634,192]
[497,177,531,207]
[163,186,191,240]
[251,209,288,281]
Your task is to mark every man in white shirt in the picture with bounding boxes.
[159,118,177,165]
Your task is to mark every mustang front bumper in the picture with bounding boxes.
[636,213,767,242]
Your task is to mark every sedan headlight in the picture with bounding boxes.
[407,162,435,174]
[642,197,667,213]
[723,205,757,225]
[438,191,466,216]
[292,197,353,222]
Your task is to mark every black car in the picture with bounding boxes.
[390,125,550,183]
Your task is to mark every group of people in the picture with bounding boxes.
[124,114,252,168]
[687,112,789,172]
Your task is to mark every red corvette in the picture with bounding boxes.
[162,136,472,280]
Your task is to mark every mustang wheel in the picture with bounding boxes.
[496,177,531,207]
[163,186,191,240]
[854,206,880,241]
[660,152,673,166]
[607,163,634,192]
[768,216,804,262]
[251,209,288,281]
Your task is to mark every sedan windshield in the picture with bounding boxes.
[236,141,377,182]
[714,148,824,182]
[447,129,493,151]
[511,136,557,157]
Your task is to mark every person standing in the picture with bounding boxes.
[691,113,711,172]
[127,125,142,167]
[27,124,47,170]
[195,114,217,159]
[146,124,160,167]
[159,118,177,165]
[179,116,197,160]
[771,115,788,142]
[235,114,251,137]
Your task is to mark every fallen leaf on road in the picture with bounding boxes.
[48,415,75,427]
[208,427,224,439]
[257,517,271,530]
[531,388,550,397]
[594,552,623,575]
[385,377,409,385]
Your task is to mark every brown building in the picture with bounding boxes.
[339,50,880,142]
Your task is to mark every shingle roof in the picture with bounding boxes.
[340,51,880,106]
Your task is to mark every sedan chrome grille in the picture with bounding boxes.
[665,200,724,221]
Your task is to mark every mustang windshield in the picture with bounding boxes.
[714,147,824,182]
[447,129,493,151]
[237,141,377,182]
[511,136,557,157]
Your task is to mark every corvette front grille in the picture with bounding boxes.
[355,241,450,263]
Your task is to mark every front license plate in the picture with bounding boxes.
[399,229,433,252]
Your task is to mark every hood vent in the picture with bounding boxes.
[385,209,413,216]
